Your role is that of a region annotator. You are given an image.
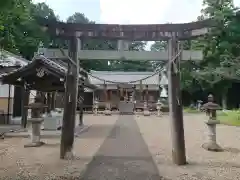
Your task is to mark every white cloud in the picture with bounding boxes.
[100,0,170,24]
[33,0,240,24]
[100,0,240,25]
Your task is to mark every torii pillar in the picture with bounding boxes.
[168,36,186,165]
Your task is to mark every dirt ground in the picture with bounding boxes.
[136,114,240,180]
[1,114,240,179]
[0,115,118,179]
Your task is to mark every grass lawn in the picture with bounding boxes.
[183,107,201,113]
[218,110,240,127]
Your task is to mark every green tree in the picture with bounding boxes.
[0,1,58,59]
[193,0,240,108]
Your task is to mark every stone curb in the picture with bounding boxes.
[4,125,91,139]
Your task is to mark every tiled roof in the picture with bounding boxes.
[0,49,28,67]
[1,55,96,90]
[89,71,168,85]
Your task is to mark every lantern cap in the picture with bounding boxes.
[202,94,221,110]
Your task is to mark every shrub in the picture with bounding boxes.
[218,110,240,126]
[183,107,201,113]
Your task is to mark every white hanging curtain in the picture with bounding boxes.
[160,86,168,98]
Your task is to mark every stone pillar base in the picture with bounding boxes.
[157,110,162,117]
[24,141,45,148]
[25,118,44,148]
[143,110,150,116]
[104,109,112,116]
[93,109,98,116]
[202,142,222,152]
[63,150,75,160]
[202,121,222,152]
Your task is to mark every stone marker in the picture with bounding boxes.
[143,101,150,116]
[156,100,162,117]
[104,102,112,116]
[93,100,99,115]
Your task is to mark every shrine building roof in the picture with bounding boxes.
[0,55,96,92]
[89,71,168,85]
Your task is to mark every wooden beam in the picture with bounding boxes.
[21,87,30,128]
[41,49,203,61]
[37,17,212,40]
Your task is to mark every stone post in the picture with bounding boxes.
[51,92,56,111]
[156,99,162,116]
[24,94,47,148]
[197,100,203,111]
[132,85,136,111]
[145,85,149,105]
[202,94,222,152]
[93,99,99,115]
[143,101,150,116]
[104,84,111,116]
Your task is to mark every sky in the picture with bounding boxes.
[33,0,240,24]
[32,0,240,49]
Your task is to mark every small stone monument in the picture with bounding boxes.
[197,100,203,111]
[156,100,162,116]
[24,94,47,148]
[104,102,111,116]
[93,100,99,115]
[143,101,150,116]
[202,94,222,152]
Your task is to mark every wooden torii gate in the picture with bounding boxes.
[39,18,212,164]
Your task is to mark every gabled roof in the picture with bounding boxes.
[1,55,96,92]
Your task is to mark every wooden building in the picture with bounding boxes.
[83,70,168,111]
[0,54,96,124]
[0,50,37,123]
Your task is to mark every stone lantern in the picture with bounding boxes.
[156,99,162,116]
[143,101,150,116]
[202,94,222,152]
[104,102,112,116]
[93,99,99,115]
[24,94,47,148]
[197,100,203,111]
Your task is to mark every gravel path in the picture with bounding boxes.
[80,115,164,180]
[1,114,240,179]
[136,114,240,180]
[0,115,118,179]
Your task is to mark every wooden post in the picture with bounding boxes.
[104,83,108,103]
[125,88,128,101]
[109,90,112,103]
[51,92,56,110]
[21,87,30,128]
[145,85,149,105]
[78,86,84,126]
[120,87,123,100]
[46,93,51,114]
[132,85,136,102]
[60,36,80,159]
[168,37,187,165]
[108,89,112,108]
[140,80,143,101]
